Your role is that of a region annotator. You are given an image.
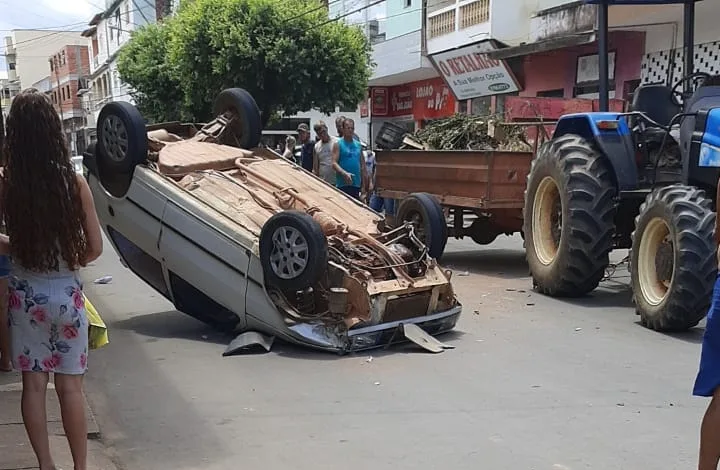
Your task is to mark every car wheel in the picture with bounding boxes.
[96,101,148,174]
[259,211,328,292]
[396,193,448,259]
[213,88,262,150]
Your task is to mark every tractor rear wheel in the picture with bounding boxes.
[524,134,618,296]
[631,185,716,331]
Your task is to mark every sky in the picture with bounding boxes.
[0,0,100,68]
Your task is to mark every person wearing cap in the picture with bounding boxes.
[294,123,315,172]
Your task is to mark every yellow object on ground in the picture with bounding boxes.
[84,294,109,350]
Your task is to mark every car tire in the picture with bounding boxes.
[96,101,148,174]
[396,193,448,259]
[213,88,262,150]
[259,211,328,292]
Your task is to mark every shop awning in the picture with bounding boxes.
[487,31,596,60]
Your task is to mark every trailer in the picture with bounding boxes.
[373,97,626,252]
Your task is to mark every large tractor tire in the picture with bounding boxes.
[630,185,716,331]
[523,134,618,296]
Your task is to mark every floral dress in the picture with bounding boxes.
[7,264,88,375]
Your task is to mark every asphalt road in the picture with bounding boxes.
[81,235,708,470]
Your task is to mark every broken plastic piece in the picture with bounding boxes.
[223,331,275,356]
[93,275,113,284]
[402,323,455,353]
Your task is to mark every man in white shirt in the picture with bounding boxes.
[312,121,336,185]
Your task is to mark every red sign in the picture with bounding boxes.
[370,78,456,120]
[389,86,413,116]
[359,99,369,118]
[410,78,456,120]
[371,88,388,116]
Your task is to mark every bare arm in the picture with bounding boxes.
[331,140,342,174]
[313,145,319,175]
[360,151,368,193]
[77,175,103,266]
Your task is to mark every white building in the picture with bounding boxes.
[1,30,88,116]
[80,0,159,129]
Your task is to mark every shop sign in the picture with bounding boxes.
[359,98,369,118]
[411,78,455,120]
[430,41,520,100]
[371,88,388,116]
[390,86,413,116]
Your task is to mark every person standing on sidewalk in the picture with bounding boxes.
[295,123,315,172]
[695,178,720,470]
[312,121,336,185]
[332,118,366,200]
[2,88,103,470]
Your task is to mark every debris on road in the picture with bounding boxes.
[223,331,275,356]
[93,275,113,284]
[403,323,456,353]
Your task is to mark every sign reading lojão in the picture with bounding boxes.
[430,40,520,100]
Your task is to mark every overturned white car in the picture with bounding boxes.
[83,88,461,353]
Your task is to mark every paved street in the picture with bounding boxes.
[80,235,707,470]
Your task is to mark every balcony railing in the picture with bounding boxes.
[428,0,489,39]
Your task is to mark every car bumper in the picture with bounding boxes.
[284,303,462,353]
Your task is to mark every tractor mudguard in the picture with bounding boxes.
[553,113,638,191]
[685,105,720,191]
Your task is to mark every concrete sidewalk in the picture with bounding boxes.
[0,371,117,470]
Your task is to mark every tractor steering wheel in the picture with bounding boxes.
[670,71,712,105]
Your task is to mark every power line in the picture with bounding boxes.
[319,0,387,27]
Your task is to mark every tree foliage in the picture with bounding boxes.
[117,0,372,124]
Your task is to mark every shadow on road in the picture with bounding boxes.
[88,318,232,469]
[440,248,529,280]
[641,322,706,344]
[557,281,635,310]
[113,310,232,346]
[112,310,470,360]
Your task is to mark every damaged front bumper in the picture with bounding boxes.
[285,303,462,354]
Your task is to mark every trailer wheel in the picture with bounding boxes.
[631,185,716,331]
[259,211,328,292]
[213,88,262,150]
[396,193,448,259]
[469,218,499,245]
[523,134,617,296]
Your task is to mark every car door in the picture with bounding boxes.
[87,169,171,300]
[159,198,250,331]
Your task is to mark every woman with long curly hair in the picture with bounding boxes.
[3,88,103,470]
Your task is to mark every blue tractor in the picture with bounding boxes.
[523,0,720,331]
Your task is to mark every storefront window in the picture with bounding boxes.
[470,96,492,116]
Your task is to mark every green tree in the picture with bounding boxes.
[118,0,372,125]
[117,23,184,123]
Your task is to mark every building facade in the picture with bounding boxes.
[427,0,720,114]
[79,0,159,137]
[1,30,88,118]
[363,0,458,144]
[48,45,91,155]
